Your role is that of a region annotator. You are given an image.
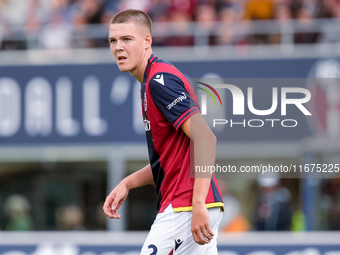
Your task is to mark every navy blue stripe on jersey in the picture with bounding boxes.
[141,82,165,212]
[148,144,165,212]
[143,55,158,81]
[151,157,165,212]
[210,179,223,203]
[149,72,198,128]
[173,106,200,130]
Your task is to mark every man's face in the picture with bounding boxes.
[109,22,148,74]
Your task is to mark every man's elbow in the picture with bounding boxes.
[203,130,217,148]
[209,132,217,147]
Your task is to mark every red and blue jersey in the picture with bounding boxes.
[141,54,224,213]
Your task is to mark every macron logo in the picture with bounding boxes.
[174,239,183,251]
[153,74,164,85]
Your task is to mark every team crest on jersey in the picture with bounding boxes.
[144,92,147,111]
[144,118,151,131]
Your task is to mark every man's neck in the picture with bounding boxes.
[132,50,153,83]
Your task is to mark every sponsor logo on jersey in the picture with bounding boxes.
[153,74,164,85]
[166,92,187,110]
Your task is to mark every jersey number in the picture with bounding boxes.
[148,244,158,255]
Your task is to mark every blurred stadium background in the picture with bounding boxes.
[0,0,340,254]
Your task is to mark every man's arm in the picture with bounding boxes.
[103,164,154,219]
[181,112,217,245]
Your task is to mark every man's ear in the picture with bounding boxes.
[145,34,152,50]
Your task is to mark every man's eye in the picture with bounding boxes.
[110,39,116,44]
[124,38,131,42]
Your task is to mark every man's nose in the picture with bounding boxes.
[116,40,123,51]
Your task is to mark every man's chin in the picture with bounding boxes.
[117,65,130,73]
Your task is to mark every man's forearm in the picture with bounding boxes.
[122,164,154,190]
[192,132,217,206]
[180,113,217,206]
[190,126,217,245]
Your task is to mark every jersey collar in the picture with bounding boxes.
[142,54,158,85]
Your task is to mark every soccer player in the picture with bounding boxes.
[103,9,224,255]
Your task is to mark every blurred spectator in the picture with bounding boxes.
[244,0,274,44]
[72,0,104,24]
[269,3,293,44]
[101,0,119,24]
[0,0,30,26]
[275,3,293,23]
[169,0,196,17]
[148,0,170,20]
[148,0,170,46]
[1,0,340,50]
[218,180,250,232]
[38,0,73,49]
[0,0,31,49]
[216,5,247,45]
[216,0,245,20]
[71,0,107,47]
[25,0,40,34]
[291,208,306,231]
[244,0,274,20]
[294,0,320,44]
[55,204,86,230]
[195,4,218,45]
[118,0,151,13]
[323,178,340,230]
[168,11,194,46]
[299,0,323,18]
[252,175,292,231]
[324,0,340,17]
[319,0,340,43]
[4,194,35,231]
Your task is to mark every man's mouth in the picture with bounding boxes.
[118,56,127,63]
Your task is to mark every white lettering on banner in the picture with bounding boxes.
[83,76,108,136]
[213,84,244,115]
[201,93,207,115]
[281,119,298,127]
[246,251,276,255]
[199,73,225,134]
[248,87,278,115]
[202,85,311,116]
[0,78,21,137]
[0,75,111,139]
[31,243,79,255]
[166,92,187,110]
[248,119,264,127]
[281,87,312,116]
[56,77,80,136]
[213,119,299,128]
[110,75,131,105]
[2,251,27,255]
[25,77,52,136]
[230,119,246,127]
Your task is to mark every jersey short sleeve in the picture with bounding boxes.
[149,72,199,130]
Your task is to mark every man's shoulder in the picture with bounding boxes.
[148,58,184,81]
[148,71,184,89]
